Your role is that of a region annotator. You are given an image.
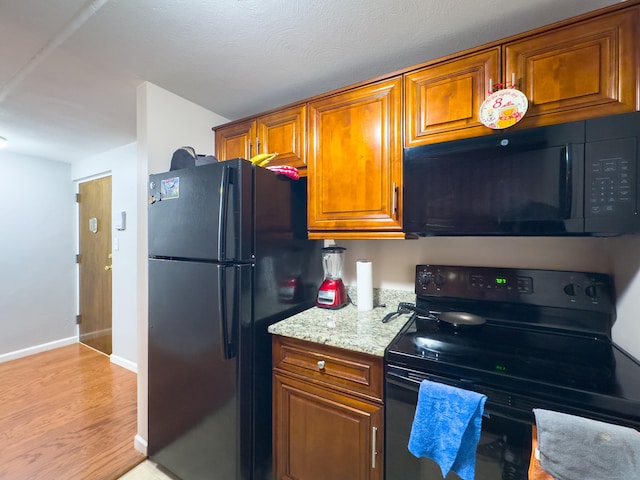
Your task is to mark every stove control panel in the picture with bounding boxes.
[469,273,533,295]
[415,265,613,312]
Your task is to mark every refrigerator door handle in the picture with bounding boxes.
[217,165,230,262]
[217,266,236,360]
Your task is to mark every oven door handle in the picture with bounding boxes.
[386,369,478,392]
[386,369,536,425]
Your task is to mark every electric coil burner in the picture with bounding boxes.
[384,265,640,480]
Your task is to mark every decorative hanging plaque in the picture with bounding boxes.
[479,77,528,129]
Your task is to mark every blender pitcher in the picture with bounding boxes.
[316,246,347,309]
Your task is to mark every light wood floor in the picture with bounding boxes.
[0,343,145,480]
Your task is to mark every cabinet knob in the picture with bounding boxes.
[317,360,326,370]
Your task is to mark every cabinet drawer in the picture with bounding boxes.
[273,336,383,402]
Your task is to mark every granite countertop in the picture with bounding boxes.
[268,288,415,357]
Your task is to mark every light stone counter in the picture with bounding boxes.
[268,288,415,357]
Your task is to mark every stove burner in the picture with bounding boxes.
[436,310,486,326]
[391,302,487,328]
[398,315,617,391]
[415,313,485,332]
[413,335,466,356]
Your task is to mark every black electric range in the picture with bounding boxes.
[385,265,640,429]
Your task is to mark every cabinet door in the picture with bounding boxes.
[257,105,307,171]
[274,373,383,480]
[505,7,639,127]
[214,119,255,161]
[308,77,403,237]
[405,47,500,147]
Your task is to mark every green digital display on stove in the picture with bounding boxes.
[496,277,507,285]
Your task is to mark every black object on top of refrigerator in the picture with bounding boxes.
[147,159,322,480]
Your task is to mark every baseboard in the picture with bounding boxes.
[110,354,138,373]
[134,434,148,455]
[0,336,77,363]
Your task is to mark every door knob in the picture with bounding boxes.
[104,265,112,271]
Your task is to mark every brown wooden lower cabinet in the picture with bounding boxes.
[272,336,384,480]
[273,374,383,480]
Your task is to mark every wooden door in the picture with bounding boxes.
[214,119,256,160]
[78,176,112,354]
[308,77,403,237]
[404,47,500,146]
[504,6,639,128]
[274,373,383,480]
[257,105,307,171]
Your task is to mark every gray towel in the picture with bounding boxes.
[533,408,640,480]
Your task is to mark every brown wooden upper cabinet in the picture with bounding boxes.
[504,6,639,129]
[214,118,254,161]
[404,47,500,147]
[214,104,307,171]
[307,77,404,239]
[404,4,639,146]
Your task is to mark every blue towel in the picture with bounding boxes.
[408,380,487,480]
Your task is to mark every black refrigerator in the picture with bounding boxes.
[147,159,322,480]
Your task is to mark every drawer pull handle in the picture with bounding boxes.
[371,426,378,468]
[317,360,326,370]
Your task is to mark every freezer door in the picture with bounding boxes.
[253,169,323,318]
[148,160,253,262]
[148,258,247,479]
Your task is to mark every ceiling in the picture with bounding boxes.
[0,0,622,164]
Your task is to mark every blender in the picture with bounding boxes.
[316,246,347,309]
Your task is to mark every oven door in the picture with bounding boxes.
[386,367,532,480]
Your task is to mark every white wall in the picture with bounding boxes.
[141,82,229,173]
[72,142,139,371]
[0,152,76,361]
[135,81,229,452]
[340,236,610,289]
[341,235,640,360]
[609,234,640,358]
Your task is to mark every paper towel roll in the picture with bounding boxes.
[356,260,374,311]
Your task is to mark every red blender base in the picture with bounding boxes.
[316,278,347,309]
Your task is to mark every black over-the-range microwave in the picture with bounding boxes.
[403,111,640,236]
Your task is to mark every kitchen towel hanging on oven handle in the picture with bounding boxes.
[408,379,487,480]
[533,408,640,480]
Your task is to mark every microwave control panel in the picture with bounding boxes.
[585,137,636,218]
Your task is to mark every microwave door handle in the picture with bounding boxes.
[562,144,573,218]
